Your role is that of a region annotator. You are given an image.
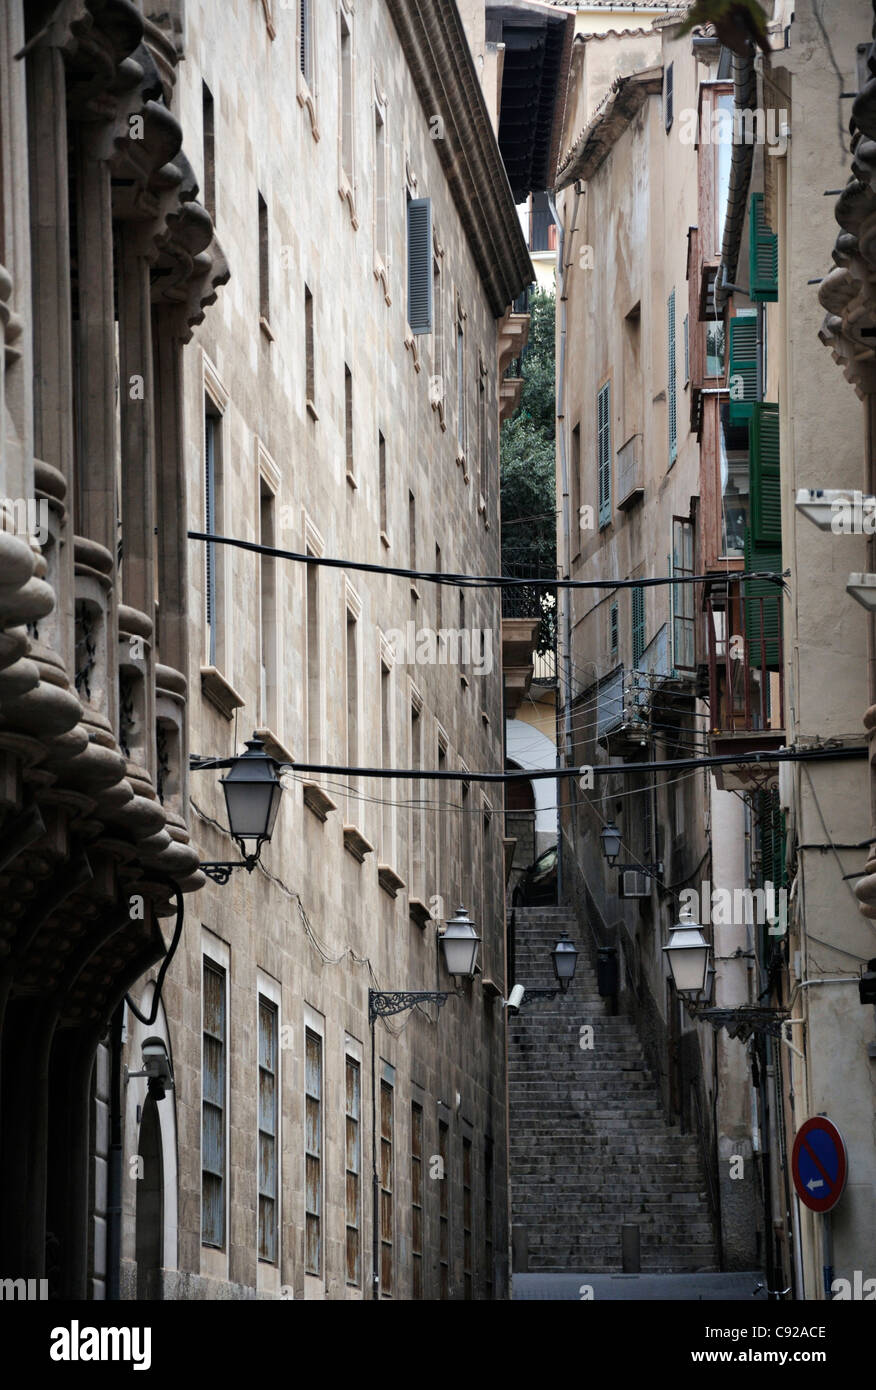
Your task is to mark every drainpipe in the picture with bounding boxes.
[716,54,757,308]
[549,183,582,902]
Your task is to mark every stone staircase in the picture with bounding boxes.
[509,906,719,1274]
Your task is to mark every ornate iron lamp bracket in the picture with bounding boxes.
[368,989,455,1022]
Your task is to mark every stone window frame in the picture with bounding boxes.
[403,155,423,372]
[256,969,282,1292]
[372,72,391,303]
[303,1004,326,1289]
[200,354,245,721]
[297,0,320,142]
[378,630,398,880]
[477,351,489,524]
[454,289,468,477]
[337,0,358,228]
[200,929,231,1283]
[430,233,447,430]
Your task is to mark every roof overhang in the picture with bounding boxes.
[556,64,663,189]
[386,0,533,315]
[487,1,576,202]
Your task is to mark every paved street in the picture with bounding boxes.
[513,1272,769,1301]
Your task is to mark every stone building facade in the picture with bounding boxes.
[0,0,531,1301]
[114,0,530,1301]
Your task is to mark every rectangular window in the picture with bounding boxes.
[306,554,320,761]
[346,609,358,812]
[378,431,388,538]
[299,0,313,85]
[202,960,226,1248]
[258,996,278,1263]
[683,313,690,386]
[258,192,270,322]
[304,1028,323,1276]
[484,1138,494,1299]
[204,403,223,668]
[664,61,674,130]
[478,375,487,504]
[438,1120,449,1298]
[380,661,393,860]
[339,6,353,183]
[202,81,215,220]
[668,289,677,465]
[571,421,581,558]
[463,1137,472,1299]
[407,197,433,335]
[672,516,696,671]
[437,738,448,907]
[345,1056,361,1287]
[432,253,444,393]
[410,701,423,898]
[411,1102,424,1299]
[344,364,354,482]
[457,319,465,451]
[460,776,471,907]
[609,601,619,660]
[632,585,646,669]
[435,544,443,629]
[408,490,416,571]
[597,382,611,527]
[259,481,276,730]
[379,1077,394,1296]
[374,106,388,268]
[304,284,315,408]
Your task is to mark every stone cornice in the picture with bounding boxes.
[557,64,663,189]
[385,0,532,316]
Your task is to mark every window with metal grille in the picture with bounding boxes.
[462,1137,472,1299]
[484,1137,494,1299]
[345,1056,361,1287]
[668,289,677,465]
[438,1119,449,1298]
[379,1078,394,1295]
[406,198,433,335]
[258,996,278,1263]
[632,586,645,669]
[299,0,312,85]
[305,1028,322,1275]
[597,382,612,527]
[411,1102,423,1298]
[202,960,226,1248]
[672,516,696,671]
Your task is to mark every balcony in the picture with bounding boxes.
[616,433,644,510]
[704,584,785,791]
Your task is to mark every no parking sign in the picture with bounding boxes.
[791,1116,847,1214]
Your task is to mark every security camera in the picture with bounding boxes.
[127,1037,174,1101]
[505,984,525,1011]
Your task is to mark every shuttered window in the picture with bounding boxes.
[305,1029,322,1275]
[665,62,674,130]
[668,289,677,464]
[379,1077,394,1295]
[749,192,778,302]
[202,960,226,1248]
[407,197,433,335]
[411,1102,423,1299]
[205,409,217,666]
[749,401,781,546]
[672,517,696,671]
[728,312,758,424]
[299,0,312,84]
[744,530,783,670]
[609,601,618,658]
[632,586,646,669]
[258,997,278,1263]
[597,381,611,527]
[345,1056,361,1287]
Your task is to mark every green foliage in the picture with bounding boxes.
[500,288,557,654]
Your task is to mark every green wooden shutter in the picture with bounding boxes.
[598,382,611,526]
[728,313,758,425]
[749,192,778,303]
[750,402,781,546]
[668,290,677,464]
[744,529,782,669]
[632,586,645,668]
[407,198,433,335]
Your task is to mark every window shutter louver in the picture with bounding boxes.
[299,0,310,81]
[632,586,645,668]
[665,62,674,130]
[749,192,778,302]
[750,401,781,546]
[728,314,758,425]
[668,290,677,464]
[744,528,782,669]
[407,198,433,336]
[597,381,611,527]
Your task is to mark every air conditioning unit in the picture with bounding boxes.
[619,870,650,899]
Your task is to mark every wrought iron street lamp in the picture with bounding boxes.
[600,820,663,878]
[509,931,579,1005]
[440,904,481,978]
[196,735,284,883]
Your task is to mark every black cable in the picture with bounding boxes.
[188,529,787,594]
[124,874,185,1026]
